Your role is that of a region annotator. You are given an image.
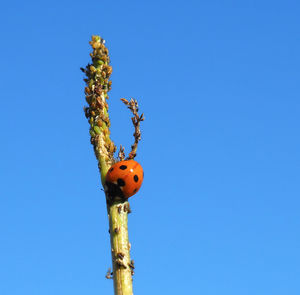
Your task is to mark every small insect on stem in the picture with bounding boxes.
[128,259,135,276]
[123,203,132,214]
[105,268,113,279]
[117,252,125,260]
[128,260,135,269]
[117,205,122,214]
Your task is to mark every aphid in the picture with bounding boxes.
[128,260,135,269]
[117,205,122,214]
[123,203,132,214]
[105,268,113,279]
[117,252,125,260]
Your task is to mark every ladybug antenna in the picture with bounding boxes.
[120,98,144,160]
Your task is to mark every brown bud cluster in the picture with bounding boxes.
[82,36,116,167]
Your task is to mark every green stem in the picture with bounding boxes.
[108,201,133,295]
[83,36,133,295]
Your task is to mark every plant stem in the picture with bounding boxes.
[82,36,133,295]
[108,201,133,295]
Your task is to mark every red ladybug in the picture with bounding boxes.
[105,160,144,199]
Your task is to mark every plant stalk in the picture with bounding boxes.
[82,35,133,295]
[108,200,133,295]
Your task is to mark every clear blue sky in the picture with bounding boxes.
[0,1,299,294]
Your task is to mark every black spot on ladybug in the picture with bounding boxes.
[134,175,139,182]
[119,165,127,170]
[109,167,114,172]
[117,178,126,187]
[133,188,137,193]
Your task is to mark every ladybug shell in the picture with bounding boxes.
[105,160,144,198]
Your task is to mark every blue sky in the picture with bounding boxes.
[0,0,299,294]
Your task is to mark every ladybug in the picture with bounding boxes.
[105,160,144,200]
